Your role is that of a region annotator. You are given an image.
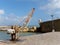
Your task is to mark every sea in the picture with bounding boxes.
[0,31,36,40]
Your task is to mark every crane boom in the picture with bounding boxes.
[23,8,35,27]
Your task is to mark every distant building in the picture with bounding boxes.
[29,26,37,32]
[18,26,29,32]
[0,26,11,31]
[36,19,60,33]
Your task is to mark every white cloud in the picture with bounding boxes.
[0,10,4,15]
[45,0,60,8]
[48,0,60,9]
[40,0,60,15]
[0,13,28,25]
[0,13,18,25]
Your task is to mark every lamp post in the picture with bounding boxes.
[51,15,55,32]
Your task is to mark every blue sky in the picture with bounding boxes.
[0,0,60,26]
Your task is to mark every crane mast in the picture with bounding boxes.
[7,8,35,41]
